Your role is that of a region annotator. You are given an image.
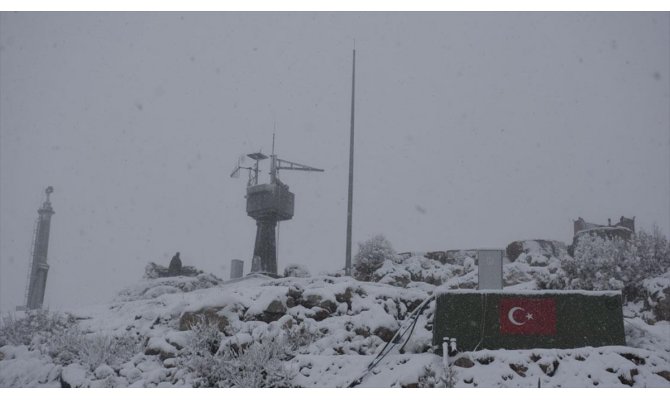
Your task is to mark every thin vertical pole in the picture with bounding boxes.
[273,124,278,267]
[345,49,356,276]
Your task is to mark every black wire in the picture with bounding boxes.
[371,297,431,364]
[347,295,434,388]
[473,292,487,352]
[398,307,422,353]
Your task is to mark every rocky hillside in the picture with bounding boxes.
[1,256,669,387]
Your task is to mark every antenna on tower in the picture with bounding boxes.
[229,154,246,178]
[272,120,276,156]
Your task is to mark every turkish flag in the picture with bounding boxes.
[499,298,557,335]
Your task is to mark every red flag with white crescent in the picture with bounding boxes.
[499,298,557,335]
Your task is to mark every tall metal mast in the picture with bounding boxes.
[345,48,356,276]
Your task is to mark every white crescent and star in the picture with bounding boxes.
[508,307,534,326]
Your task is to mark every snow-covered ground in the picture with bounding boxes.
[2,255,669,388]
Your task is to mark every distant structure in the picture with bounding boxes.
[573,216,635,240]
[230,135,323,276]
[24,187,55,310]
[570,216,635,255]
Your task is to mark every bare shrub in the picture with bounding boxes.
[0,309,141,372]
[179,316,225,387]
[80,333,142,371]
[0,310,76,347]
[219,336,295,387]
[181,317,296,388]
[46,326,142,371]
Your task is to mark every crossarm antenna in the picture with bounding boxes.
[275,158,324,172]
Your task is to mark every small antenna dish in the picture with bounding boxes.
[247,152,268,161]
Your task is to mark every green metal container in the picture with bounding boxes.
[433,289,625,353]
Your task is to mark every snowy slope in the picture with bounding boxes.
[2,268,670,387]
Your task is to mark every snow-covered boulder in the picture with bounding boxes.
[93,364,114,379]
[284,264,311,278]
[382,255,473,287]
[179,307,230,332]
[144,337,178,361]
[116,273,222,302]
[60,363,89,388]
[506,239,568,265]
[373,260,411,287]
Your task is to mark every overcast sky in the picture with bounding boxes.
[1,12,668,311]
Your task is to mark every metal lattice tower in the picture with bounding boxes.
[25,186,55,310]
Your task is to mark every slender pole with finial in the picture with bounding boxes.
[345,48,356,277]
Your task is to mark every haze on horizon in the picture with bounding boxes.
[1,12,668,311]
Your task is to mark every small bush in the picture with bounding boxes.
[81,333,142,371]
[219,336,295,387]
[536,263,570,290]
[0,310,141,372]
[182,316,226,387]
[0,309,76,347]
[181,317,296,388]
[284,320,320,353]
[45,326,142,371]
[354,234,396,282]
[189,315,223,357]
[561,234,636,292]
[557,227,670,303]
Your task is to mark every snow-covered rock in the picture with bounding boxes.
[116,273,222,302]
[284,264,311,278]
[179,307,229,332]
[0,345,60,387]
[60,363,88,388]
[373,260,411,287]
[93,364,114,379]
[144,337,178,360]
[119,365,142,383]
[505,239,568,265]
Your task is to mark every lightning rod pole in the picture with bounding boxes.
[345,48,356,277]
